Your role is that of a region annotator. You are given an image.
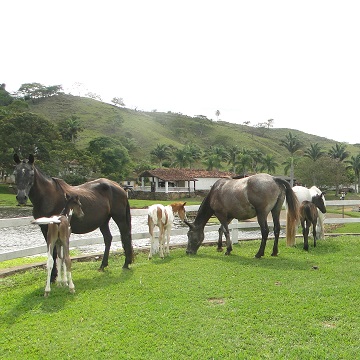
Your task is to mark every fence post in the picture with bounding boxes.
[231,219,238,244]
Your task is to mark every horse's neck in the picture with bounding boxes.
[30,168,65,215]
[194,194,214,227]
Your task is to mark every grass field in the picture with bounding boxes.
[1,236,359,359]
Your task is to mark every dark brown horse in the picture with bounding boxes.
[185,173,299,258]
[13,154,134,281]
[299,193,326,251]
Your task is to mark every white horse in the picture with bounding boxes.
[286,186,326,246]
[147,202,187,259]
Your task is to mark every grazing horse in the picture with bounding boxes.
[148,202,187,259]
[286,186,326,246]
[32,194,84,296]
[13,154,134,282]
[299,199,323,251]
[184,173,299,258]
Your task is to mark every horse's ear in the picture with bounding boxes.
[28,154,34,164]
[14,154,20,164]
[184,219,194,229]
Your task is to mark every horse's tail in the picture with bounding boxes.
[274,178,299,246]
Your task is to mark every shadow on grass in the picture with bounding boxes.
[185,239,341,271]
[2,258,134,325]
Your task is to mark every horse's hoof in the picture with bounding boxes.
[271,253,278,257]
[122,264,131,270]
[217,247,223,252]
[44,292,49,297]
[254,254,262,259]
[69,289,75,294]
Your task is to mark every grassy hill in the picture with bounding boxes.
[27,94,360,172]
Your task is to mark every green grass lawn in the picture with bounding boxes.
[1,236,359,359]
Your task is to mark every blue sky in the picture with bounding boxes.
[3,0,360,144]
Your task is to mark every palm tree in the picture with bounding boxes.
[65,115,83,143]
[184,144,202,169]
[173,148,188,168]
[304,143,324,161]
[328,143,350,195]
[345,154,360,193]
[227,145,241,173]
[279,132,302,186]
[304,143,325,184]
[203,145,228,171]
[328,143,350,162]
[260,154,279,174]
[150,143,171,167]
[215,110,220,121]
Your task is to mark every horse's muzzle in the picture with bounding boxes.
[186,249,197,255]
[15,191,28,205]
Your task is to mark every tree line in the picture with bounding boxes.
[0,82,359,194]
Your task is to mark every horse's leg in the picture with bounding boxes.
[217,226,224,252]
[165,225,171,256]
[56,243,66,287]
[113,215,134,269]
[255,215,269,258]
[148,223,155,260]
[220,223,232,255]
[99,222,113,271]
[45,243,54,297]
[271,211,281,256]
[41,224,58,283]
[312,220,317,248]
[303,220,310,251]
[64,242,75,294]
[316,210,325,240]
[159,225,165,259]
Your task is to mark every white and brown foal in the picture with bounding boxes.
[147,202,187,259]
[32,194,84,296]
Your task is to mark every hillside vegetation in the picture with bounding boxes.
[27,94,360,173]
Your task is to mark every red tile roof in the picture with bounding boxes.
[138,168,236,181]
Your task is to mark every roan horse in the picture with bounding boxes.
[286,186,326,246]
[13,154,134,281]
[299,195,326,251]
[184,173,299,258]
[32,194,84,296]
[147,202,187,259]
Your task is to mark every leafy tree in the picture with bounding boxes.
[0,84,13,106]
[87,136,131,180]
[111,97,125,107]
[296,156,348,189]
[279,132,303,186]
[0,112,59,160]
[215,110,220,121]
[150,143,171,167]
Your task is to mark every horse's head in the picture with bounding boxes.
[13,154,35,206]
[184,220,204,254]
[64,194,85,219]
[312,193,327,213]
